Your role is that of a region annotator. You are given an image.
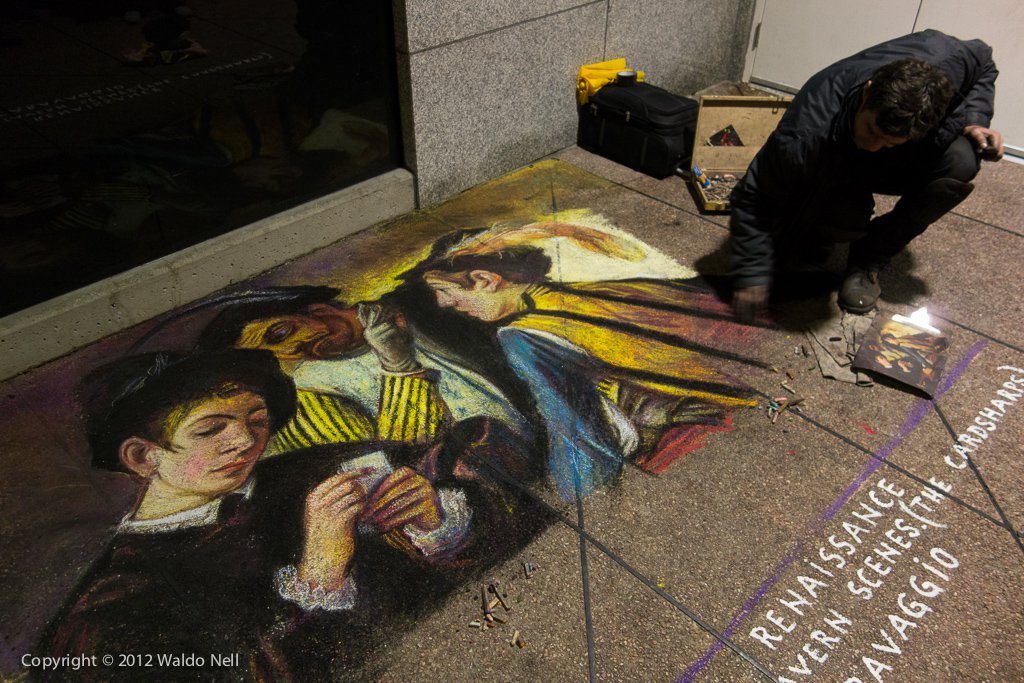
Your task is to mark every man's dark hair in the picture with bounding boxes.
[81,349,296,471]
[864,58,954,139]
[409,228,553,284]
[426,248,553,284]
[195,286,342,351]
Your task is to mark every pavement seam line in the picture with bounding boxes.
[551,172,598,682]
[678,338,986,682]
[932,401,1024,558]
[549,162,773,677]
[950,210,1024,239]
[577,491,599,683]
[471,455,778,682]
[930,314,1024,355]
[792,410,1020,538]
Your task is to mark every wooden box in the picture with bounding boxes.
[689,94,792,212]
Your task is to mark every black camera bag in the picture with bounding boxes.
[578,82,698,178]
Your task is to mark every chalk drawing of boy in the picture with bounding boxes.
[41,348,471,681]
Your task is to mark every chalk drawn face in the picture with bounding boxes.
[853,107,910,152]
[424,271,519,322]
[238,304,362,361]
[147,391,270,498]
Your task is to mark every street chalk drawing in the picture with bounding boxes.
[3,201,764,680]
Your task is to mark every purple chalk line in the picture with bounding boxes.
[678,338,988,682]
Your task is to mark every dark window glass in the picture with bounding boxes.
[0,0,401,315]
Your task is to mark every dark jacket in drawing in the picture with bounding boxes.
[730,29,996,288]
[39,443,481,682]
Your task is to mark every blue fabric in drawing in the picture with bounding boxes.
[497,327,624,500]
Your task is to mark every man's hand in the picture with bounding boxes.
[963,125,1004,160]
[361,466,442,534]
[299,471,367,591]
[357,303,421,373]
[732,284,770,323]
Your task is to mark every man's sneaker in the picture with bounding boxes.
[839,268,880,313]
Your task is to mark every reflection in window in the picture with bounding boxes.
[0,0,401,315]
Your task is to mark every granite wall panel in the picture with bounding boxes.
[395,0,758,206]
[397,0,600,53]
[605,0,756,97]
[401,2,606,206]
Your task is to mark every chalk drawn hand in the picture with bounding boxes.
[361,466,442,534]
[299,470,367,591]
[357,303,421,373]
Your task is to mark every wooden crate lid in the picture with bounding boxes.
[692,95,792,174]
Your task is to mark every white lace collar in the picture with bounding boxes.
[118,478,255,534]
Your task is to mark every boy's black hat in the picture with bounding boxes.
[82,349,296,471]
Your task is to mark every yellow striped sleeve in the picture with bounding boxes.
[377,373,447,444]
[596,378,620,404]
[272,390,374,455]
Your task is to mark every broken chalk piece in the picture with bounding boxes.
[488,598,500,610]
[469,620,482,628]
[510,630,521,647]
[780,397,804,413]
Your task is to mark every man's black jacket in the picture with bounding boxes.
[730,29,996,289]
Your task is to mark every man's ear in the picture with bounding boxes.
[467,270,504,292]
[119,437,159,478]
